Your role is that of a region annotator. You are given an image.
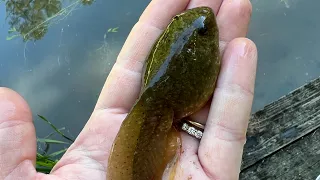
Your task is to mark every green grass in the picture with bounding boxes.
[36,115,74,173]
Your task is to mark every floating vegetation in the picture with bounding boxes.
[96,26,119,52]
[3,0,95,41]
[107,27,119,33]
[6,27,19,40]
[36,114,74,173]
[280,0,290,8]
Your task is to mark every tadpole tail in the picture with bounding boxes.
[107,96,181,180]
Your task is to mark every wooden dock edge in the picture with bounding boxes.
[240,76,320,179]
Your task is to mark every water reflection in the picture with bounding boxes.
[1,0,320,148]
[0,0,144,149]
[4,0,94,41]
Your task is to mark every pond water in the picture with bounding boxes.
[0,0,319,148]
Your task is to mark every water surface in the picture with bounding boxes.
[0,0,319,147]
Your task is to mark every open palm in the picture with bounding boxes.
[0,0,257,179]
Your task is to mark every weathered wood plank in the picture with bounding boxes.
[240,128,320,180]
[241,77,320,170]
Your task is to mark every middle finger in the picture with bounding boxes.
[181,0,253,156]
[178,0,226,157]
[188,0,253,125]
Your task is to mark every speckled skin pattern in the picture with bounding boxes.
[107,7,220,180]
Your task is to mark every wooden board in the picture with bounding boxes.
[240,77,320,179]
[240,128,320,180]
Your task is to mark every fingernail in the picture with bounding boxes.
[218,38,257,95]
[234,39,248,57]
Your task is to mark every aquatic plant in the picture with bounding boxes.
[36,115,74,173]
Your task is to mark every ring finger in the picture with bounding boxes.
[188,0,253,125]
[181,0,253,156]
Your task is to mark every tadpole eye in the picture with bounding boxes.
[198,26,208,35]
[173,15,180,20]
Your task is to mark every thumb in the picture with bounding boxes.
[0,87,37,179]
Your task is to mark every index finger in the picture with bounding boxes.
[51,0,194,176]
[95,0,190,112]
[199,38,257,180]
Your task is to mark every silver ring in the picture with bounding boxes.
[181,120,204,140]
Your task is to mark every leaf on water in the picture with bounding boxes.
[37,138,70,145]
[36,160,56,169]
[35,167,52,174]
[35,115,74,173]
[36,149,66,173]
[43,127,66,139]
[107,27,119,33]
[8,27,17,33]
[47,148,68,158]
[36,153,58,167]
[6,34,19,41]
[111,27,119,32]
[37,115,75,142]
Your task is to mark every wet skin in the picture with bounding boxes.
[108,6,220,180]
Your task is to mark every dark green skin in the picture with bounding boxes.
[108,7,220,180]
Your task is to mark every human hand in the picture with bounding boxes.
[0,0,257,179]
